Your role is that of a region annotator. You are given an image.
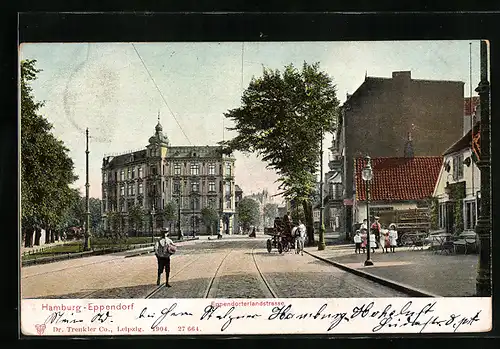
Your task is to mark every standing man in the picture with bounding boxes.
[154,228,175,287]
[296,220,307,256]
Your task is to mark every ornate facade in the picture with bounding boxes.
[101,118,237,235]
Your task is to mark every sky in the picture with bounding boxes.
[20,40,482,202]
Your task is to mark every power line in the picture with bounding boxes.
[131,43,192,145]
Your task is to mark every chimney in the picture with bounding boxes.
[404,131,414,158]
[392,71,412,80]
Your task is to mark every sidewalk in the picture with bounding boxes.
[305,244,478,297]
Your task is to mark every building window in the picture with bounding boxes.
[138,167,143,178]
[127,184,132,196]
[120,202,125,212]
[192,181,199,192]
[127,168,131,179]
[173,181,180,194]
[150,165,157,176]
[191,197,200,210]
[208,163,216,175]
[120,170,125,181]
[120,185,125,196]
[190,163,200,175]
[174,163,181,175]
[131,184,136,195]
[209,181,216,192]
[464,200,477,230]
[452,153,464,181]
[226,163,231,176]
[138,183,143,195]
[132,167,135,179]
[225,182,231,196]
[226,199,231,209]
[103,172,107,183]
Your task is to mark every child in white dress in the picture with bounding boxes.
[388,223,398,253]
[353,230,362,254]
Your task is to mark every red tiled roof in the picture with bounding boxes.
[355,157,442,201]
[464,96,480,116]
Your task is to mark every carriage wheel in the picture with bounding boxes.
[266,239,272,253]
[278,242,283,254]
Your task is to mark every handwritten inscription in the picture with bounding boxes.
[201,305,261,331]
[135,303,193,329]
[35,299,485,335]
[45,312,84,325]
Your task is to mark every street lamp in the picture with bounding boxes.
[177,193,182,240]
[150,205,156,243]
[475,40,491,297]
[362,155,374,266]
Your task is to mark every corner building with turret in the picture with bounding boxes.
[101,119,237,235]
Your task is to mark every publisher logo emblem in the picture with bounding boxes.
[35,324,46,335]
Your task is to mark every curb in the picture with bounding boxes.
[304,250,441,298]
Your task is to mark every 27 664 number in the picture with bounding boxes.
[178,326,200,332]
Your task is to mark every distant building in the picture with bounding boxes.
[233,185,244,233]
[101,117,238,235]
[329,71,464,234]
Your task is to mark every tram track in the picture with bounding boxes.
[203,249,235,298]
[142,254,207,299]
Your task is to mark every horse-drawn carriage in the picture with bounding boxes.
[264,217,295,254]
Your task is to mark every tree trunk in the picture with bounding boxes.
[303,200,315,246]
[34,227,41,246]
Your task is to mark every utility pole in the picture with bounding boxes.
[318,128,326,250]
[84,128,91,251]
[475,40,491,297]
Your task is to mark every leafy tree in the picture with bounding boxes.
[220,62,339,245]
[106,211,120,233]
[263,203,279,227]
[89,198,102,233]
[237,197,261,232]
[128,204,146,232]
[21,59,79,247]
[201,206,219,235]
[161,201,178,232]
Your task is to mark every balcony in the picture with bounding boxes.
[328,158,342,172]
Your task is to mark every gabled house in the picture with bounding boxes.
[432,122,481,234]
[353,156,442,226]
[336,71,464,234]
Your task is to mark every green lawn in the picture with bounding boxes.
[21,237,155,261]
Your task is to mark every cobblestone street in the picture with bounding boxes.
[22,236,426,299]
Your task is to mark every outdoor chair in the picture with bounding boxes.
[453,235,478,254]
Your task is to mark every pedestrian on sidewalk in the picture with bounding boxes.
[360,228,367,254]
[379,228,388,253]
[295,220,306,256]
[388,223,398,253]
[154,229,176,287]
[371,216,381,249]
[354,230,362,254]
[368,231,376,254]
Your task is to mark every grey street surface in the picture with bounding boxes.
[21,235,407,299]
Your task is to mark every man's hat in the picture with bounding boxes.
[374,216,380,220]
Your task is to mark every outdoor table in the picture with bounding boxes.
[432,233,453,254]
